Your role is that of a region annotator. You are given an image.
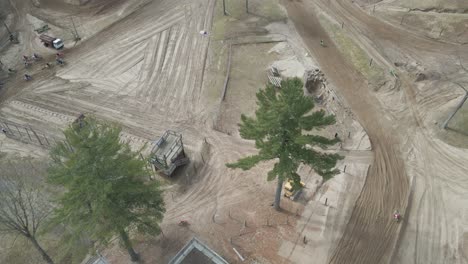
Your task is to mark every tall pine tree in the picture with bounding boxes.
[227,78,342,210]
[48,116,164,262]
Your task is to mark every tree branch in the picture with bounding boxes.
[226,154,269,170]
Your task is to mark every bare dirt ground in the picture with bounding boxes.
[1,0,468,263]
[1,0,373,263]
[283,0,468,263]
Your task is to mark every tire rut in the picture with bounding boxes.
[282,1,409,263]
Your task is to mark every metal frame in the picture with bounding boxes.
[150,130,188,175]
[168,237,229,264]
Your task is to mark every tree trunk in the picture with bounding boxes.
[274,178,284,211]
[28,236,54,264]
[120,230,140,262]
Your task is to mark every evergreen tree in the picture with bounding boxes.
[48,116,164,262]
[227,78,342,210]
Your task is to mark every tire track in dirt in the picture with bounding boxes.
[282,1,409,263]
[166,23,187,81]
[155,24,181,109]
[140,34,162,101]
[170,9,198,113]
[331,0,459,55]
[1,0,233,259]
[164,136,257,222]
[1,0,214,131]
[184,0,213,116]
[303,0,468,263]
[187,4,211,113]
[116,8,185,47]
[137,35,160,98]
[162,18,192,111]
[104,42,147,76]
[391,72,466,264]
[145,29,170,107]
[405,129,467,264]
[155,23,186,111]
[412,141,445,264]
[161,26,179,72]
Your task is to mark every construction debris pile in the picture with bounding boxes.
[303,69,326,94]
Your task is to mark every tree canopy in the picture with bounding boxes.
[227,78,342,209]
[48,116,165,262]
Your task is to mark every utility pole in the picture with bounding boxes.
[246,0,249,14]
[70,17,81,41]
[222,0,227,15]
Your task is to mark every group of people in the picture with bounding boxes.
[18,52,66,81]
[23,53,41,63]
[22,53,39,69]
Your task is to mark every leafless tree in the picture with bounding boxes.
[0,160,54,264]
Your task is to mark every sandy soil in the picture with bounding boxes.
[283,0,468,263]
[360,1,468,44]
[1,0,468,263]
[0,0,373,262]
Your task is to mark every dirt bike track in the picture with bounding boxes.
[284,0,468,263]
[1,0,468,263]
[283,1,408,263]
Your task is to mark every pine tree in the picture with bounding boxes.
[226,78,343,210]
[48,116,165,262]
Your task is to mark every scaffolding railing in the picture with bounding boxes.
[149,130,188,175]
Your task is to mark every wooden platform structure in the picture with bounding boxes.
[149,130,189,176]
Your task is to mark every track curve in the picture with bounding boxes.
[282,1,409,263]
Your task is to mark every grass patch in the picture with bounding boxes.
[317,14,386,88]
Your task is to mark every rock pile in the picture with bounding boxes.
[303,69,326,94]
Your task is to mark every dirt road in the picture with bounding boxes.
[283,0,468,263]
[2,0,467,262]
[0,0,294,262]
[283,1,408,263]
